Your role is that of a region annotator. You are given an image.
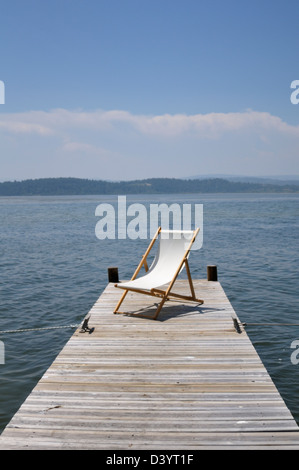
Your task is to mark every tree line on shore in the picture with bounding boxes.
[0,177,298,196]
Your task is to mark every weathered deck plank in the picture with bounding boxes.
[0,279,299,449]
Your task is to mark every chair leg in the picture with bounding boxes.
[114,289,128,314]
[152,295,168,320]
[184,259,197,299]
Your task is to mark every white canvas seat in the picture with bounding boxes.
[114,227,204,320]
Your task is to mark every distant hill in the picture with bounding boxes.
[0,177,299,196]
[186,174,299,185]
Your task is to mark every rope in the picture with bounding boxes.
[243,322,299,327]
[0,324,80,335]
[2,321,299,334]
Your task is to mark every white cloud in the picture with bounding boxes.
[78,108,299,138]
[63,141,106,154]
[0,108,298,180]
[1,108,299,138]
[0,118,53,135]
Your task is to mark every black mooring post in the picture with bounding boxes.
[108,267,119,283]
[207,265,218,281]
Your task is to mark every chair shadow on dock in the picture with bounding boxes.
[116,301,224,322]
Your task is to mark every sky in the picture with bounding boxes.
[0,0,299,181]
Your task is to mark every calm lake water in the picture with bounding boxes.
[0,193,299,433]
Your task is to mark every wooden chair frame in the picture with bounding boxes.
[114,226,204,320]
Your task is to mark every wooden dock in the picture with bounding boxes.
[1,278,299,450]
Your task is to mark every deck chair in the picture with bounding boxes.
[114,226,204,320]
